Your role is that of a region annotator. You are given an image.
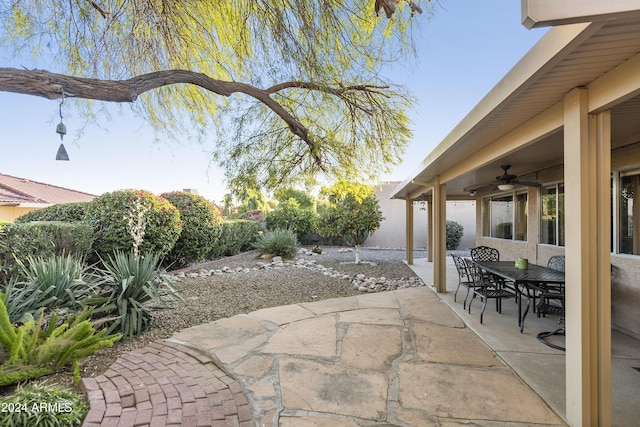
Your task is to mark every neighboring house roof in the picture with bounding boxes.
[0,173,96,206]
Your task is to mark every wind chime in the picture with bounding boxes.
[55,96,69,161]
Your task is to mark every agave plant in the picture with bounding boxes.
[7,253,94,322]
[89,251,182,338]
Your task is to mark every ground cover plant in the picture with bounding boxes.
[0,381,88,426]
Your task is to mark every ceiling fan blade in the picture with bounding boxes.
[516,181,542,188]
[463,182,498,192]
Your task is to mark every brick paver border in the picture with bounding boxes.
[81,339,252,427]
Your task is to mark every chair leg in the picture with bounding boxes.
[463,287,472,310]
[468,293,476,313]
[480,296,488,324]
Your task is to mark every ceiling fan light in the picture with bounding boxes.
[498,184,514,191]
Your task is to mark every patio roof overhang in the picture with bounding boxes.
[391,18,640,201]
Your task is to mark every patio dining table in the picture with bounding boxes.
[473,261,565,333]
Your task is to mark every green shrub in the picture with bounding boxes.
[0,222,94,285]
[161,191,223,268]
[253,229,299,258]
[89,251,182,338]
[209,220,262,257]
[15,202,90,223]
[0,300,121,386]
[265,199,317,238]
[0,381,89,427]
[84,189,182,259]
[446,220,464,250]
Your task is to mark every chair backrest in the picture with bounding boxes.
[452,255,470,279]
[547,255,565,272]
[471,246,500,262]
[463,258,487,286]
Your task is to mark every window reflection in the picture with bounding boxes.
[540,184,564,246]
[620,174,640,255]
[482,192,527,240]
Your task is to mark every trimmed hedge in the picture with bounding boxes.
[84,189,182,259]
[161,191,223,268]
[15,202,90,223]
[0,222,94,285]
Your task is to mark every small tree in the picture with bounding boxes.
[265,198,317,239]
[318,182,383,264]
[273,188,316,209]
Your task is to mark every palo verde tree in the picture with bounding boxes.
[0,1,432,192]
[318,181,384,264]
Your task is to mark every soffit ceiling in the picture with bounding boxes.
[393,17,640,199]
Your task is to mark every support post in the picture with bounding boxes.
[427,200,433,262]
[405,198,414,265]
[432,177,447,293]
[563,88,611,426]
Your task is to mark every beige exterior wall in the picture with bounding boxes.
[0,206,37,222]
[365,183,429,249]
[474,150,640,340]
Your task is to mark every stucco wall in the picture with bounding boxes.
[365,183,476,250]
[364,183,428,249]
[0,206,36,222]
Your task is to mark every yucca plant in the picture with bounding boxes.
[0,381,88,426]
[2,275,57,324]
[14,253,94,314]
[89,251,182,338]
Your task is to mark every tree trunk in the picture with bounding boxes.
[354,244,361,264]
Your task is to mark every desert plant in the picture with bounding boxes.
[89,251,182,338]
[161,191,223,267]
[253,229,299,258]
[0,381,89,427]
[0,297,121,386]
[209,220,262,257]
[84,189,182,260]
[2,276,57,324]
[13,254,94,315]
[446,220,464,250]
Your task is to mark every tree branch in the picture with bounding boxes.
[0,67,319,166]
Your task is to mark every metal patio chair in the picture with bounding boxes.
[452,254,477,309]
[466,258,516,324]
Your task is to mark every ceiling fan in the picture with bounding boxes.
[465,165,541,193]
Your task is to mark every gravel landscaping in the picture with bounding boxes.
[42,247,427,390]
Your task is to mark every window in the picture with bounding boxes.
[540,184,565,246]
[619,172,640,255]
[482,192,527,240]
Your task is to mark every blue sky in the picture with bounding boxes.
[0,1,547,204]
